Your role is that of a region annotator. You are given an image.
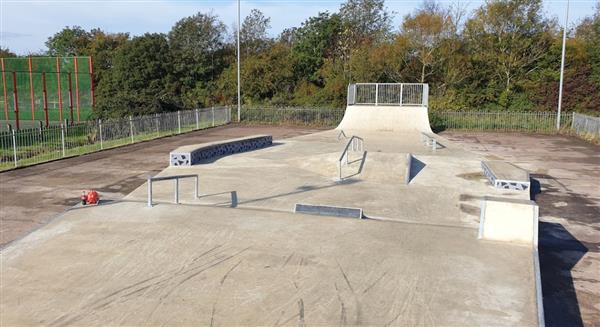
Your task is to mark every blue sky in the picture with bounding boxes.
[1,0,597,55]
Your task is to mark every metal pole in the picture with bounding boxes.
[98,119,103,149]
[212,106,215,127]
[11,72,19,130]
[1,58,8,120]
[74,57,81,122]
[557,0,569,130]
[129,115,134,143]
[67,73,74,124]
[195,108,199,129]
[28,56,35,121]
[147,177,153,207]
[56,57,63,121]
[237,0,241,122]
[195,176,199,198]
[60,123,66,157]
[177,110,181,134]
[12,129,17,167]
[42,72,49,128]
[375,84,378,106]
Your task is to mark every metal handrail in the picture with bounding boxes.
[147,174,199,207]
[338,136,364,180]
[347,83,429,107]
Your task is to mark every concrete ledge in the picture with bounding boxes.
[170,135,272,166]
[294,203,363,219]
[478,196,539,246]
[482,161,530,191]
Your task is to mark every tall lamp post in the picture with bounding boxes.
[557,0,570,130]
[237,0,241,122]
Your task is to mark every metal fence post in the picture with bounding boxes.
[228,106,232,123]
[212,106,215,127]
[177,110,181,134]
[60,123,66,157]
[155,114,160,136]
[129,115,134,143]
[195,108,199,130]
[375,84,379,106]
[399,84,403,106]
[98,119,103,150]
[11,129,17,167]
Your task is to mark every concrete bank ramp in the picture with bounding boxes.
[360,152,411,183]
[337,105,433,133]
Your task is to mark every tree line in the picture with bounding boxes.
[2,0,599,118]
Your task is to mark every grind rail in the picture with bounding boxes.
[147,174,199,207]
[338,135,364,180]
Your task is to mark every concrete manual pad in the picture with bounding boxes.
[482,161,529,182]
[1,202,537,326]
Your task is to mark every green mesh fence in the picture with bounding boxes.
[1,56,93,126]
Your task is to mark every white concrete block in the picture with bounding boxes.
[478,197,539,246]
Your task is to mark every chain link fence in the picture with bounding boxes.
[0,107,231,171]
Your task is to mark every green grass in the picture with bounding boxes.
[0,120,220,171]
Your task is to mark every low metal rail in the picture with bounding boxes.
[338,135,364,180]
[147,174,199,207]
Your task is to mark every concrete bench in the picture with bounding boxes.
[420,132,442,150]
[481,160,530,191]
[170,135,272,166]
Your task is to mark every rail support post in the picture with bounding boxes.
[11,129,17,167]
[212,107,215,127]
[147,177,153,207]
[195,108,199,130]
[129,116,134,143]
[60,123,66,157]
[175,178,179,204]
[195,175,199,198]
[177,110,181,134]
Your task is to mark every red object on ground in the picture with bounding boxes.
[81,190,99,205]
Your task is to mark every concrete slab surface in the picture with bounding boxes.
[1,201,537,326]
[125,130,528,228]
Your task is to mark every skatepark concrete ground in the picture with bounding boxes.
[441,131,599,327]
[0,125,597,326]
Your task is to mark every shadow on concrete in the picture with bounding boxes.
[529,177,541,201]
[239,179,360,206]
[198,191,238,207]
[539,222,587,327]
[344,151,367,179]
[409,157,426,183]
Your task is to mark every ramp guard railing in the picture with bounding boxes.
[338,136,364,180]
[347,83,428,107]
[147,174,199,207]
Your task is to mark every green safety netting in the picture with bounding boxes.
[1,56,94,123]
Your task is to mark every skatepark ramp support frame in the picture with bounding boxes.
[347,83,429,107]
[338,135,364,180]
[147,174,199,207]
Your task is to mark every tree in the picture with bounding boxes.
[339,0,392,43]
[95,33,176,117]
[464,0,555,108]
[45,26,92,56]
[168,12,227,107]
[291,12,342,83]
[241,9,271,55]
[86,29,129,87]
[402,1,456,83]
[0,48,16,57]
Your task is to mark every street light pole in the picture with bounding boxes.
[557,0,569,130]
[237,0,241,122]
